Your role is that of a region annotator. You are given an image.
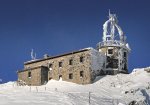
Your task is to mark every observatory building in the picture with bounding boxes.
[97,12,131,74]
[17,12,130,86]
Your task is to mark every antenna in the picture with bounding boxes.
[109,9,111,17]
[31,49,36,60]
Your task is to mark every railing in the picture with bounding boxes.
[97,40,125,48]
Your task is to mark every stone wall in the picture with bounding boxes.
[18,50,93,85]
[18,66,48,86]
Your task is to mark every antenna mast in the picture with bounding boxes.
[31,49,36,60]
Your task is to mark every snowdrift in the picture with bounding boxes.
[0,68,150,105]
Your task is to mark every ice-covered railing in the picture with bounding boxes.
[97,40,130,51]
[97,40,124,47]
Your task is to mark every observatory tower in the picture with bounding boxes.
[97,12,131,74]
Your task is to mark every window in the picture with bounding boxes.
[59,62,63,67]
[108,49,113,54]
[124,52,127,57]
[80,56,84,63]
[49,63,53,68]
[49,77,52,80]
[59,75,62,80]
[80,71,84,78]
[69,59,73,65]
[107,37,111,41]
[69,73,73,79]
[28,71,31,78]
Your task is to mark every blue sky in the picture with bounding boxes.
[0,0,150,83]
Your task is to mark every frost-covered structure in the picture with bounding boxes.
[17,12,130,86]
[97,12,131,74]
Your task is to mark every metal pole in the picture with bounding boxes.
[89,92,91,105]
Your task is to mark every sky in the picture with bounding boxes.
[0,0,150,83]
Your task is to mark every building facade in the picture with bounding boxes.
[17,12,130,86]
[18,48,105,85]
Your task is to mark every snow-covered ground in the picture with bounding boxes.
[0,68,150,105]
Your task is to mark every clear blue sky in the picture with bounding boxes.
[0,0,150,83]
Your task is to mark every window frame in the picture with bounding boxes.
[80,56,84,63]
[28,71,31,78]
[49,63,53,68]
[108,49,113,54]
[69,59,73,65]
[124,52,127,58]
[59,61,63,67]
[69,73,73,79]
[80,71,84,78]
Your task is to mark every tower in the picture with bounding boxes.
[97,12,131,74]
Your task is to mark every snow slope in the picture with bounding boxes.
[0,68,150,105]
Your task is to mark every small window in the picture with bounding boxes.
[108,49,113,54]
[69,73,73,79]
[49,63,53,68]
[107,37,111,41]
[80,56,84,63]
[124,52,127,57]
[59,62,63,67]
[59,75,62,80]
[69,59,73,65]
[80,71,84,78]
[49,77,52,80]
[28,71,31,78]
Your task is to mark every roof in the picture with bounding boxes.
[24,48,92,65]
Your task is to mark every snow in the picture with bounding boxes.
[126,43,131,51]
[90,48,105,75]
[0,68,150,105]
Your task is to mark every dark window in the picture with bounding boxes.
[69,59,73,65]
[80,71,84,78]
[59,75,62,79]
[124,52,127,57]
[69,73,73,79]
[59,62,63,67]
[49,63,53,68]
[80,56,84,63]
[28,71,31,78]
[107,37,111,41]
[106,58,118,68]
[108,49,113,54]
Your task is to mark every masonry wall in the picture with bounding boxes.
[18,50,93,85]
[18,66,49,86]
[99,46,128,74]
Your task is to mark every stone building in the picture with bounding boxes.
[18,48,105,85]
[17,12,130,86]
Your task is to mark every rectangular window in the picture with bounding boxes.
[69,59,73,65]
[49,63,53,68]
[59,62,63,67]
[28,71,31,78]
[80,71,84,78]
[59,75,62,80]
[108,49,113,54]
[48,63,53,70]
[69,73,73,79]
[124,52,127,57]
[80,56,84,63]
